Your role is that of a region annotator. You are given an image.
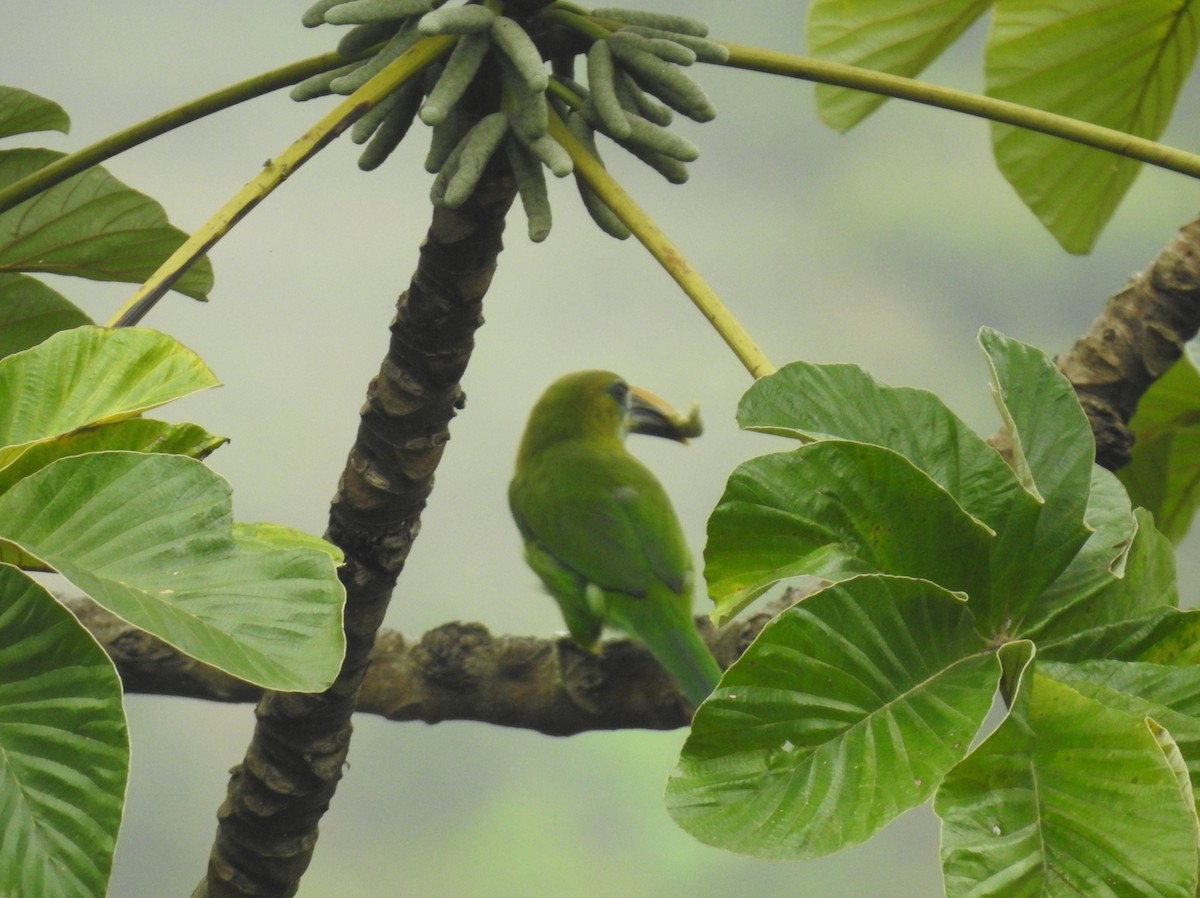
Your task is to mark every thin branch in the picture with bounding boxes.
[1056,216,1200,470]
[65,593,799,736]
[718,44,1200,181]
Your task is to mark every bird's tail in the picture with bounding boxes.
[659,624,723,708]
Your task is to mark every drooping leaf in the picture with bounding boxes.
[0,451,345,691]
[1117,351,1200,543]
[0,86,69,139]
[0,417,226,495]
[986,0,1200,253]
[0,325,219,471]
[668,575,998,858]
[806,0,991,131]
[0,564,127,898]
[937,661,1199,898]
[0,147,213,298]
[704,440,992,622]
[0,273,92,359]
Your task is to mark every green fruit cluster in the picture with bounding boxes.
[294,1,723,241]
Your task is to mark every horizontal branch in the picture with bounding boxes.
[62,591,800,736]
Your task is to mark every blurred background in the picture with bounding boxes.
[6,2,1200,895]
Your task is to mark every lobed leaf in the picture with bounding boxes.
[668,575,998,858]
[0,273,91,360]
[0,565,127,898]
[0,452,345,691]
[0,325,219,473]
[986,0,1200,253]
[0,86,69,139]
[0,148,213,298]
[806,0,991,131]
[704,439,992,623]
[938,658,1199,898]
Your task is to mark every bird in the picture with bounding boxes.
[508,370,721,707]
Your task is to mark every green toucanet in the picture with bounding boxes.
[509,370,721,707]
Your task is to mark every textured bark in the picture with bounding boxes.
[194,162,517,898]
[67,593,797,734]
[1056,217,1200,471]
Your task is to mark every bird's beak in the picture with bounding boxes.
[626,386,703,443]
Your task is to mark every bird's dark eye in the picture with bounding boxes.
[606,379,629,408]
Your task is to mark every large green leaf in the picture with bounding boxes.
[667,575,998,858]
[735,360,1027,528]
[0,325,219,471]
[806,0,992,130]
[987,0,1200,253]
[0,147,213,298]
[0,273,92,360]
[937,659,1198,898]
[1047,659,1200,788]
[704,439,992,622]
[0,564,127,898]
[1117,351,1200,544]
[0,451,345,691]
[0,86,69,139]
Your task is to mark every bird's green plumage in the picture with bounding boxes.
[509,370,721,707]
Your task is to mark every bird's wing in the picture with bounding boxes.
[509,440,691,599]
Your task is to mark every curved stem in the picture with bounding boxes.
[546,111,774,379]
[0,50,374,217]
[107,35,455,328]
[718,44,1200,180]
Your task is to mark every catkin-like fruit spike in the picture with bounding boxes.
[330,22,422,94]
[591,7,709,37]
[565,114,631,240]
[337,20,404,57]
[491,16,549,93]
[419,31,490,125]
[520,133,573,177]
[443,112,510,208]
[426,102,471,171]
[290,60,366,101]
[508,91,550,142]
[608,38,715,122]
[617,136,689,183]
[352,89,402,143]
[623,113,698,161]
[622,26,730,64]
[358,83,424,169]
[418,4,495,34]
[325,0,433,24]
[506,139,553,242]
[608,30,695,66]
[302,0,346,27]
[586,41,632,139]
[615,71,672,126]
